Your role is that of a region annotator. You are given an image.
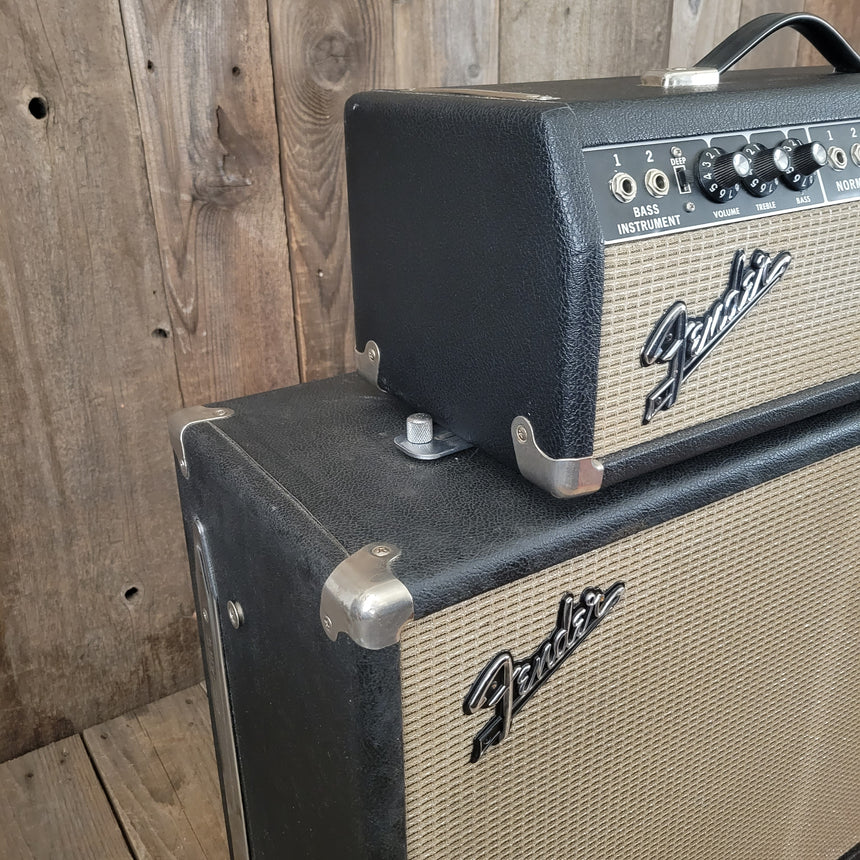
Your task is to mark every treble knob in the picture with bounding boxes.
[695,147,751,203]
[741,143,791,197]
[779,139,827,190]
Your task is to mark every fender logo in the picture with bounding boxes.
[463,582,625,763]
[640,248,792,423]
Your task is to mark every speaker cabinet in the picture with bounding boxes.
[173,374,860,860]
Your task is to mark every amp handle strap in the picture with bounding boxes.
[696,12,860,75]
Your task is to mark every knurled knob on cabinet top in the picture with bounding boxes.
[406,413,434,445]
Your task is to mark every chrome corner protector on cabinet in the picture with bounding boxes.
[320,544,414,650]
[640,66,720,89]
[168,405,234,478]
[355,340,382,388]
[511,416,604,499]
[191,520,249,860]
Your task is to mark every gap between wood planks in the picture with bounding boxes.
[0,685,227,860]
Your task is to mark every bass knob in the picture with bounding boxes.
[779,139,827,191]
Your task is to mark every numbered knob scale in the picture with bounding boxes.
[779,139,827,190]
[741,143,791,197]
[695,147,752,203]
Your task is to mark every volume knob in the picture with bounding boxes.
[780,139,827,190]
[741,143,791,197]
[695,147,751,203]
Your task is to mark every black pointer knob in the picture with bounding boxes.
[695,147,751,203]
[780,139,827,190]
[741,143,791,197]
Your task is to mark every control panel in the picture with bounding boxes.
[584,120,860,244]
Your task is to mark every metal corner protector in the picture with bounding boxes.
[319,543,414,650]
[355,340,382,388]
[168,405,234,478]
[511,416,604,499]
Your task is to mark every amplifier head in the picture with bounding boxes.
[345,13,860,496]
[173,373,860,860]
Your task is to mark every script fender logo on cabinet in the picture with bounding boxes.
[463,582,626,762]
[640,248,793,423]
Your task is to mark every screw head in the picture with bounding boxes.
[368,347,378,362]
[671,145,683,158]
[323,615,332,630]
[684,201,695,213]
[201,608,209,622]
[227,600,244,629]
[515,425,528,444]
[371,545,391,558]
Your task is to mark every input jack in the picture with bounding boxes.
[610,172,637,203]
[851,143,860,166]
[644,168,670,198]
[827,146,847,170]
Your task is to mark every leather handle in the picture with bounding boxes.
[696,13,860,74]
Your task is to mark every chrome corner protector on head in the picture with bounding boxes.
[640,66,720,89]
[355,340,382,388]
[511,416,604,499]
[168,405,234,478]
[320,543,414,650]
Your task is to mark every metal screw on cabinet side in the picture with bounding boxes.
[515,424,528,444]
[371,545,391,558]
[671,146,683,158]
[227,601,244,629]
[323,615,332,631]
[368,346,378,362]
[406,413,434,445]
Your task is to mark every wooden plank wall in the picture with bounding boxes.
[2,0,858,762]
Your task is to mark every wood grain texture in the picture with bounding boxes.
[734,1,803,70]
[0,735,131,859]
[799,0,860,67]
[119,0,300,403]
[269,0,396,381]
[499,0,671,83]
[667,0,743,69]
[83,685,228,859]
[393,0,500,88]
[0,0,200,762]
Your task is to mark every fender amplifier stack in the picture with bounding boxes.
[171,14,860,860]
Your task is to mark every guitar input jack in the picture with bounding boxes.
[827,146,847,170]
[644,168,670,197]
[610,172,637,203]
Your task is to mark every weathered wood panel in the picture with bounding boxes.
[799,0,860,67]
[499,0,671,83]
[268,0,397,381]
[667,0,743,69]
[735,1,803,70]
[0,736,131,859]
[669,1,806,71]
[119,0,300,404]
[83,685,228,859]
[393,0,499,88]
[0,0,199,761]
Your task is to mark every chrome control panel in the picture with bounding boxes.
[584,120,860,244]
